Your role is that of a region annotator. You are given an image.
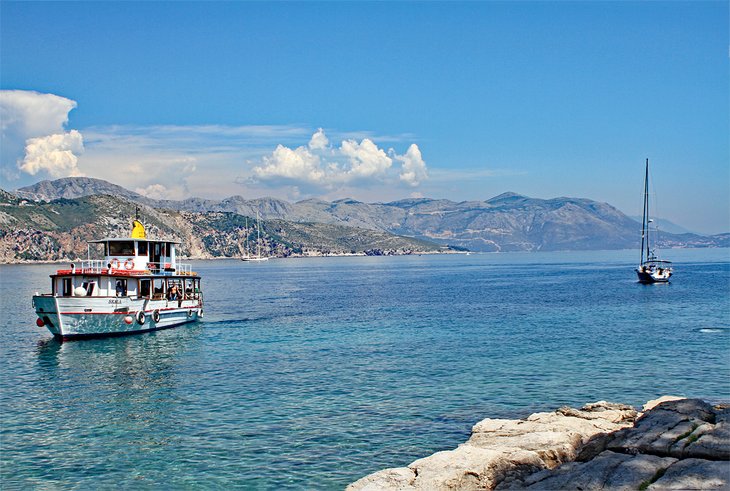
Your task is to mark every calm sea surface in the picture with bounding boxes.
[1,249,729,489]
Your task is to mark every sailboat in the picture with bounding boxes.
[636,158,672,283]
[241,210,269,262]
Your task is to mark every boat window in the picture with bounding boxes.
[137,241,148,256]
[109,241,135,256]
[152,278,165,300]
[62,278,72,297]
[140,279,151,298]
[115,279,128,297]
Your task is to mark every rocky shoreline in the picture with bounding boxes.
[348,397,729,490]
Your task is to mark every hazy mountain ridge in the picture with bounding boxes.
[0,192,446,263]
[10,178,729,254]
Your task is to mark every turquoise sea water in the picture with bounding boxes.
[1,249,729,489]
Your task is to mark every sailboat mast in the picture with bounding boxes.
[640,159,647,264]
[256,210,261,258]
[644,158,651,263]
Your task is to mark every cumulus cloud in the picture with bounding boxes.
[397,143,428,186]
[0,90,77,136]
[308,128,329,150]
[19,130,85,177]
[250,129,427,193]
[254,144,326,184]
[340,138,392,180]
[135,183,170,200]
[0,90,84,181]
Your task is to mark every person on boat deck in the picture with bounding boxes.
[168,285,179,301]
[115,280,126,297]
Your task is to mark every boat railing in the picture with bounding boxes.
[57,260,195,276]
[146,262,194,275]
[67,259,108,273]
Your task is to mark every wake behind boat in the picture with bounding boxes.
[32,216,203,339]
[636,158,672,283]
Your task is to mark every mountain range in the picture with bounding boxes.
[3,177,727,262]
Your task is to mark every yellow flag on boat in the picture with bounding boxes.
[131,219,146,239]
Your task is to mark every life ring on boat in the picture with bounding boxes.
[198,308,204,318]
[152,309,161,323]
[187,310,194,318]
[136,310,146,325]
[124,259,134,270]
[110,259,121,269]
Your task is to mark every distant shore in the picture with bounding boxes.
[0,249,468,266]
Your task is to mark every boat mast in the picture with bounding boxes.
[640,158,650,264]
[256,210,261,258]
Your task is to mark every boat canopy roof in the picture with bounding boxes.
[88,238,181,245]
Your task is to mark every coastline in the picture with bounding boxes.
[0,248,467,266]
[348,397,730,490]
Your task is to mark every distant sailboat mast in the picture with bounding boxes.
[244,216,249,258]
[640,158,650,264]
[256,210,261,258]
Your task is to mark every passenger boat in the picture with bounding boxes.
[32,217,203,339]
[636,158,672,283]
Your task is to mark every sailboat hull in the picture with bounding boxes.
[636,269,672,284]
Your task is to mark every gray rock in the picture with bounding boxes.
[607,399,718,458]
[682,419,730,461]
[508,451,677,490]
[648,458,730,490]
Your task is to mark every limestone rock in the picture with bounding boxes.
[348,399,729,491]
[643,396,687,412]
[607,399,721,459]
[347,467,416,491]
[648,458,730,490]
[505,450,677,490]
[347,401,636,491]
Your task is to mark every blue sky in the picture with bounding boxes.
[1,1,728,234]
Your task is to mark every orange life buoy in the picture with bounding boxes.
[110,259,120,269]
[124,259,134,270]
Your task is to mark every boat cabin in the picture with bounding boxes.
[50,236,200,300]
[91,237,179,273]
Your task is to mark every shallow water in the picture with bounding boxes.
[1,249,729,489]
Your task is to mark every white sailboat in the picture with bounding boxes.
[636,158,672,283]
[242,210,269,262]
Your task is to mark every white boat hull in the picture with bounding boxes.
[33,295,203,339]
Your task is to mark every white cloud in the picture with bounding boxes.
[340,138,393,180]
[0,90,77,137]
[397,143,428,187]
[135,183,170,200]
[76,123,317,199]
[250,129,426,194]
[253,144,326,184]
[0,90,84,182]
[308,128,329,150]
[19,130,85,177]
